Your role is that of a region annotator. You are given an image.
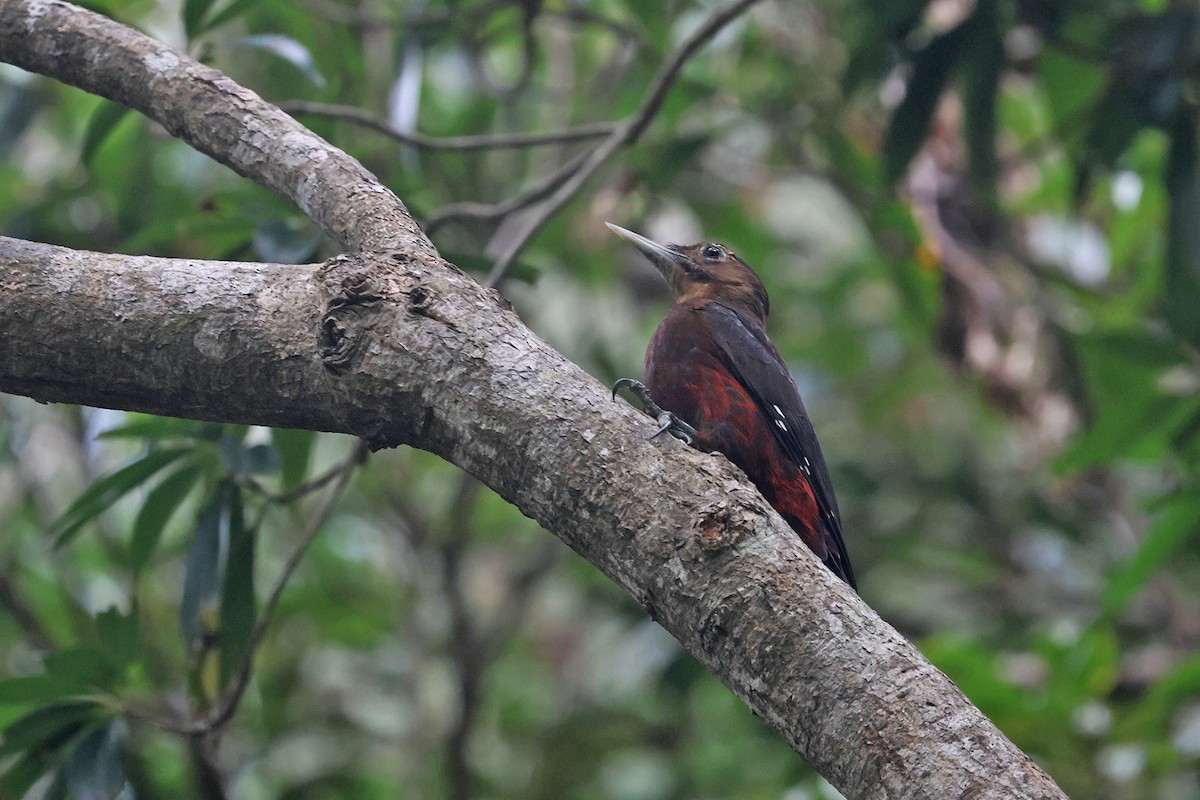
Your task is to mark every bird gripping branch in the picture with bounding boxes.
[609,223,855,589]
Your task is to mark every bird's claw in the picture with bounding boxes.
[651,412,697,445]
[612,378,697,445]
[611,377,643,402]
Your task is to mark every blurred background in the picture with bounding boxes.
[1,0,1199,797]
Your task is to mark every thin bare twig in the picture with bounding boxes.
[424,150,592,234]
[463,6,538,101]
[552,7,643,44]
[235,450,359,503]
[180,441,367,735]
[188,734,230,800]
[440,475,484,800]
[0,570,52,651]
[483,0,765,287]
[280,101,616,151]
[415,472,561,800]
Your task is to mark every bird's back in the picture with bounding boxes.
[605,223,854,587]
[646,299,855,588]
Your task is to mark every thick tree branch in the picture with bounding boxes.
[0,3,1067,798]
[1,238,1065,800]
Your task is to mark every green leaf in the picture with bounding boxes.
[872,202,941,333]
[179,483,235,649]
[0,676,75,708]
[43,649,115,695]
[271,428,316,489]
[826,128,882,191]
[842,0,934,91]
[883,20,973,184]
[183,0,217,41]
[62,719,128,800]
[80,101,132,166]
[1057,392,1193,472]
[231,34,327,88]
[51,448,190,548]
[1047,626,1120,700]
[203,0,261,34]
[131,465,203,575]
[0,700,101,757]
[8,570,92,654]
[627,1,671,42]
[218,489,256,689]
[95,606,139,673]
[1055,332,1191,471]
[1117,649,1200,738]
[1039,48,1105,133]
[43,769,68,800]
[97,415,223,441]
[0,749,53,799]
[118,211,254,260]
[1144,648,1200,701]
[1103,493,1200,616]
[1175,405,1200,465]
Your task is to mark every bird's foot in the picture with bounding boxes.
[612,378,698,445]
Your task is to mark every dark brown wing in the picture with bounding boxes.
[699,302,856,589]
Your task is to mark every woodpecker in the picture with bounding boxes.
[609,223,855,589]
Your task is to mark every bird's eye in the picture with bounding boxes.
[700,244,723,260]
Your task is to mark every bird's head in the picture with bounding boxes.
[607,223,769,321]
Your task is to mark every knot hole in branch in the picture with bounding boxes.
[697,503,745,553]
[319,272,385,374]
[406,283,457,328]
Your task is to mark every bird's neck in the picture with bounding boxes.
[681,295,768,327]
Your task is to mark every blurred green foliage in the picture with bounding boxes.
[1,0,1200,798]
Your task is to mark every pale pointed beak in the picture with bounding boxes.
[605,223,691,288]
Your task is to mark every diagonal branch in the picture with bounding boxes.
[0,234,1066,800]
[0,4,1067,798]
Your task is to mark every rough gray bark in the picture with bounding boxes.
[0,2,1067,799]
